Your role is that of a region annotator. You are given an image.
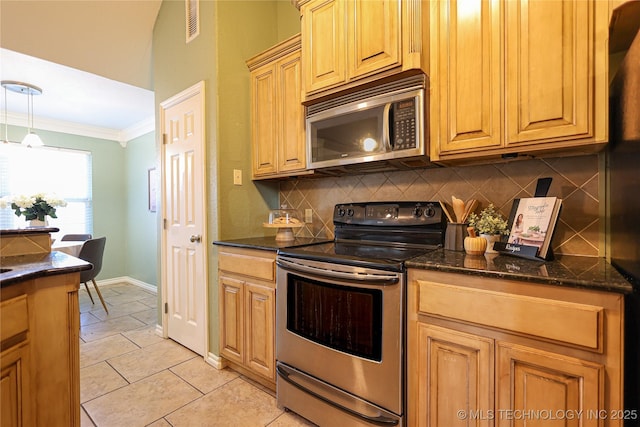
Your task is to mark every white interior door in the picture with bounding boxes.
[160,82,207,356]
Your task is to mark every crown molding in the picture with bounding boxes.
[2,110,155,146]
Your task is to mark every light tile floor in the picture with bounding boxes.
[79,282,315,427]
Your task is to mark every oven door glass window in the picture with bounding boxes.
[286,274,383,361]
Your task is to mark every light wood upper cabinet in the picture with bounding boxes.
[430,0,609,163]
[347,0,400,79]
[297,0,427,100]
[247,34,308,179]
[505,0,591,145]
[302,0,346,92]
[277,52,307,175]
[430,0,502,154]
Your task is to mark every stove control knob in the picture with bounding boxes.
[424,207,436,217]
[413,207,423,217]
[347,208,355,217]
[337,206,346,217]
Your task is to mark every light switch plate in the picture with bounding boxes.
[305,209,313,223]
[233,169,242,185]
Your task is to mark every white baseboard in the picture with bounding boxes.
[206,352,226,370]
[95,276,157,293]
[155,324,165,338]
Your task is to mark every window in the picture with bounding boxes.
[0,143,92,240]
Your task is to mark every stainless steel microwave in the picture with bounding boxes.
[306,74,428,171]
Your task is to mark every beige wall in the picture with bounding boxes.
[281,154,603,257]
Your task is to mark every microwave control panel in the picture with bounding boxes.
[391,99,417,150]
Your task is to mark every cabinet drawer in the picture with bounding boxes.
[417,281,603,350]
[219,249,276,282]
[1,294,29,346]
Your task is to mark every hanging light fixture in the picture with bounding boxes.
[0,80,44,147]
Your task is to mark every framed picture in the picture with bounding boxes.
[148,167,158,212]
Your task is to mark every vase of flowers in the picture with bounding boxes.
[0,193,67,226]
[467,203,509,254]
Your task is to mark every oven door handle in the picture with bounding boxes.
[276,258,399,284]
[277,364,399,426]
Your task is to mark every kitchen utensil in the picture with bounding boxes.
[452,196,465,223]
[439,200,455,223]
[461,199,478,223]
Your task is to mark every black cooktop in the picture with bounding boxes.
[277,240,436,272]
[277,202,446,271]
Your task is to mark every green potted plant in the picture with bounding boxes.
[467,203,509,254]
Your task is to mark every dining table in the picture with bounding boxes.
[52,240,85,257]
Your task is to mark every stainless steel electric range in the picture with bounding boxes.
[275,201,446,427]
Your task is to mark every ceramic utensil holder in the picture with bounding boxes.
[445,223,467,251]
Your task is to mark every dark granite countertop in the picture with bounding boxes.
[406,249,634,294]
[213,236,332,252]
[1,226,59,235]
[0,251,92,287]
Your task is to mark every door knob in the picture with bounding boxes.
[190,235,202,243]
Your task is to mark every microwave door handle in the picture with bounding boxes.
[382,103,392,151]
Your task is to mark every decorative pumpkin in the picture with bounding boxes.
[464,227,487,255]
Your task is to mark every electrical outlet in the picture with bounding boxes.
[305,209,313,223]
[233,169,242,185]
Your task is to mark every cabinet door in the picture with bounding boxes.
[505,0,592,145]
[497,341,603,427]
[1,345,31,427]
[244,283,275,381]
[431,0,502,156]
[302,0,346,93]
[414,324,493,427]
[219,276,244,364]
[250,64,278,177]
[277,50,306,173]
[347,0,401,79]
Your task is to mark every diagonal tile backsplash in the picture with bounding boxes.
[280,154,601,257]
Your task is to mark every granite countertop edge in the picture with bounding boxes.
[213,237,332,251]
[1,226,60,236]
[1,251,92,287]
[212,239,634,294]
[407,249,634,294]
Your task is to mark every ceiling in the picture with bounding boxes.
[0,0,162,144]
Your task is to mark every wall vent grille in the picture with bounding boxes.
[186,0,200,43]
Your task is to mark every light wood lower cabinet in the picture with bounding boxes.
[408,269,624,427]
[0,273,81,427]
[416,324,493,427]
[1,295,31,427]
[218,246,276,389]
[496,342,602,427]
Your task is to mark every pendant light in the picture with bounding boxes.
[0,80,44,147]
